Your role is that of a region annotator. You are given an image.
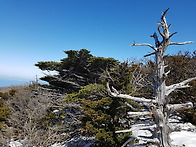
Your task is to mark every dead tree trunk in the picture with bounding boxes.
[107,9,195,147]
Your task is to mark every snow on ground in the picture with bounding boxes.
[51,136,95,147]
[9,136,95,147]
[170,131,196,147]
[9,116,196,147]
[169,117,196,147]
[9,140,23,147]
[129,115,196,147]
[9,129,196,147]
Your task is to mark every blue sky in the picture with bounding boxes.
[0,0,196,86]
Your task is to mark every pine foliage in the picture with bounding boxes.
[35,49,118,92]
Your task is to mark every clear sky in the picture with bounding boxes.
[0,0,196,86]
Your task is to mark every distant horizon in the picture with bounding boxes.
[0,76,47,87]
[0,77,32,87]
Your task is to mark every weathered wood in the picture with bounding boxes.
[167,102,193,112]
[116,124,156,133]
[128,111,151,117]
[144,52,156,57]
[125,102,146,111]
[169,41,194,45]
[107,82,157,103]
[165,77,196,96]
[111,8,195,147]
[129,41,157,51]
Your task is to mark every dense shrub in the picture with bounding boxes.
[65,84,131,147]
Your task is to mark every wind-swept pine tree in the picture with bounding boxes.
[35,49,118,92]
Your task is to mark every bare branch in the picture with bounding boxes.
[169,41,194,45]
[113,92,156,103]
[169,32,177,38]
[116,124,156,133]
[112,86,119,95]
[162,8,169,19]
[107,82,156,103]
[121,138,135,147]
[158,25,165,38]
[128,111,151,117]
[159,8,170,39]
[129,41,156,51]
[125,102,146,112]
[164,70,170,77]
[106,82,112,93]
[168,24,172,29]
[151,32,160,47]
[166,77,196,96]
[105,68,115,82]
[115,128,132,134]
[167,102,193,112]
[144,52,156,57]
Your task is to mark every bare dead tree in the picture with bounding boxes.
[107,9,195,147]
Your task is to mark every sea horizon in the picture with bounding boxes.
[0,77,37,87]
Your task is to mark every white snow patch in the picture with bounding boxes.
[170,131,196,147]
[9,140,23,147]
[51,136,95,147]
[129,119,196,146]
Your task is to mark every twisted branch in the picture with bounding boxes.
[107,82,156,103]
[166,77,196,96]
[167,102,193,113]
[129,41,156,51]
